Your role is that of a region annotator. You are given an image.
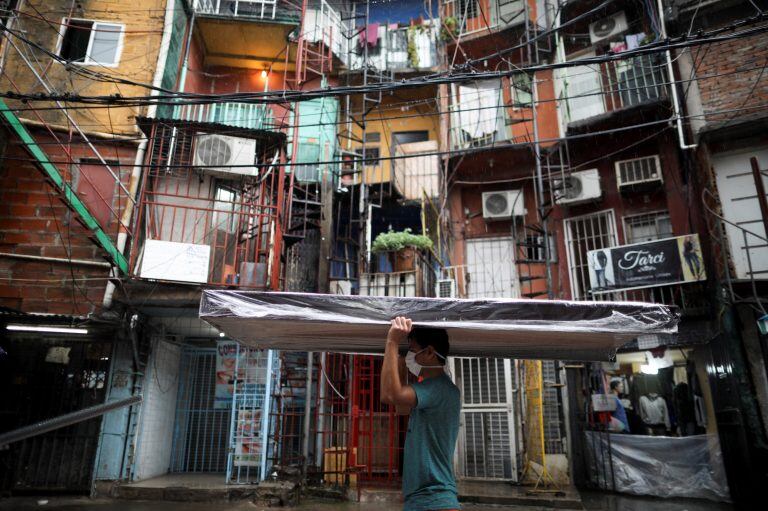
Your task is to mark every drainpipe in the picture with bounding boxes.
[656,0,697,150]
[102,0,180,308]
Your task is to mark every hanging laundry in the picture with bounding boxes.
[458,80,501,140]
[366,23,380,47]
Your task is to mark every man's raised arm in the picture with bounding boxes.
[380,316,417,413]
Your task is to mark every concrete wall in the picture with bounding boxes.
[133,339,181,481]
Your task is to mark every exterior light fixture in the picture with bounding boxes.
[261,69,268,78]
[6,324,88,335]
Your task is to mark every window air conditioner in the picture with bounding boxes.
[554,168,602,205]
[615,155,663,190]
[482,190,526,220]
[436,278,456,298]
[193,134,258,178]
[589,11,628,44]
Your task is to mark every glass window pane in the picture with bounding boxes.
[89,23,121,65]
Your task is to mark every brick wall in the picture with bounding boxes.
[691,27,768,127]
[0,128,137,314]
[133,339,181,481]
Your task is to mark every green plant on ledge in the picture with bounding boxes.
[440,16,458,42]
[371,228,433,253]
[407,26,420,68]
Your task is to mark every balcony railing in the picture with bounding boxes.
[163,102,275,131]
[449,79,506,150]
[131,123,286,288]
[360,250,437,297]
[560,53,668,126]
[442,0,526,38]
[304,0,350,65]
[350,23,438,71]
[193,0,301,23]
[590,282,709,317]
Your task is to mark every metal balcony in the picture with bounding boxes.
[193,0,301,23]
[590,281,709,317]
[442,0,527,38]
[360,250,437,297]
[350,23,439,71]
[560,53,669,127]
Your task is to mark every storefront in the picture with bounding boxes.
[574,341,731,502]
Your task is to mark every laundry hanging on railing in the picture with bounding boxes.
[199,291,678,361]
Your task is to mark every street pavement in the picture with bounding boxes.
[0,492,735,511]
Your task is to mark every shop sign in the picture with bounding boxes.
[587,234,706,293]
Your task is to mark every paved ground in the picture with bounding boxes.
[0,492,734,511]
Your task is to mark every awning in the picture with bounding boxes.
[199,291,678,361]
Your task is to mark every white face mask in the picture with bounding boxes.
[405,347,445,377]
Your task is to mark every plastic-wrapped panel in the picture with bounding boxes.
[199,291,678,361]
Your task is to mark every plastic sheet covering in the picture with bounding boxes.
[199,291,677,360]
[584,431,730,501]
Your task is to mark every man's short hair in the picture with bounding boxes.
[409,326,450,365]
[609,379,622,392]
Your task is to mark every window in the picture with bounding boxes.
[356,146,380,168]
[58,19,123,66]
[511,73,532,108]
[364,132,381,143]
[623,211,673,244]
[564,210,618,299]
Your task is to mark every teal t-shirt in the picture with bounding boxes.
[403,373,461,511]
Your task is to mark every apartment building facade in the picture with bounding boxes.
[0,0,766,505]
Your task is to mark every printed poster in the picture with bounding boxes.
[215,341,241,409]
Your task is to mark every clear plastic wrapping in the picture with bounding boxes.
[199,291,677,361]
[584,432,730,501]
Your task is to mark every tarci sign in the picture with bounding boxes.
[587,234,706,293]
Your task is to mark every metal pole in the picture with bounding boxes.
[302,352,314,474]
[260,349,276,480]
[531,74,553,299]
[0,396,142,447]
[751,157,768,240]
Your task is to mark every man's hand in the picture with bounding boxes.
[387,316,412,346]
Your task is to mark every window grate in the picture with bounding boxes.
[564,210,618,299]
[623,211,673,244]
[615,155,662,187]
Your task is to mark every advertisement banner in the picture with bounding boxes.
[215,341,241,409]
[588,234,706,293]
[233,409,262,467]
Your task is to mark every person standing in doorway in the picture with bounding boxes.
[381,317,461,511]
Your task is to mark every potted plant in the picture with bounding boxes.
[371,228,433,271]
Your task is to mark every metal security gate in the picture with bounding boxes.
[170,347,230,473]
[454,237,520,480]
[0,336,112,493]
[452,357,517,480]
[226,346,274,483]
[465,237,518,298]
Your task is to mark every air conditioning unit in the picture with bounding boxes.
[436,278,456,298]
[193,134,258,178]
[615,155,663,189]
[553,169,602,205]
[589,11,628,44]
[482,190,526,220]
